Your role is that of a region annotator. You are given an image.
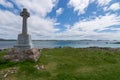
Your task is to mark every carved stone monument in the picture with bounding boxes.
[4,8,40,62]
[14,8,32,50]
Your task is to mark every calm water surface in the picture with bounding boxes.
[0,40,120,49]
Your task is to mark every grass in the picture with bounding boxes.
[0,47,120,80]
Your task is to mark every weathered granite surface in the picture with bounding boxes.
[4,48,41,62]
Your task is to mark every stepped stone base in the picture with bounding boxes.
[14,34,32,50]
[4,48,41,62]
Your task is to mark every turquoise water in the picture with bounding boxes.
[0,40,120,49]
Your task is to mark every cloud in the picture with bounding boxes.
[13,0,59,37]
[29,16,59,37]
[14,0,58,17]
[0,10,21,39]
[97,0,111,6]
[0,0,14,8]
[104,3,120,11]
[72,14,120,32]
[108,3,120,11]
[0,0,59,39]
[0,9,59,39]
[67,0,112,15]
[56,8,64,16]
[56,14,120,40]
[68,0,91,15]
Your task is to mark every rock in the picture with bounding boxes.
[3,73,8,78]
[40,65,45,70]
[35,65,40,70]
[3,48,41,62]
[35,65,45,70]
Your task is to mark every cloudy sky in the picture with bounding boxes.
[0,0,120,40]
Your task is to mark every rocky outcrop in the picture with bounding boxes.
[3,48,41,62]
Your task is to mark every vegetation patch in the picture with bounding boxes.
[0,47,120,80]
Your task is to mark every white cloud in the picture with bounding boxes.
[0,0,59,39]
[0,9,59,39]
[104,3,120,12]
[108,3,120,11]
[67,0,112,15]
[71,14,120,32]
[68,0,91,15]
[0,0,14,8]
[56,14,120,40]
[14,0,58,17]
[97,0,111,6]
[0,10,21,39]
[13,0,59,37]
[56,8,64,16]
[29,16,59,37]
[65,0,120,40]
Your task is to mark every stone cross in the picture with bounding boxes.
[20,8,30,35]
[7,8,40,62]
[14,8,32,50]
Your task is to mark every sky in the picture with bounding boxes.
[0,0,120,40]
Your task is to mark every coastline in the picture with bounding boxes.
[1,46,120,51]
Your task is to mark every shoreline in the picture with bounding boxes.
[1,46,120,51]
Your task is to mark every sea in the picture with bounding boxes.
[0,40,120,49]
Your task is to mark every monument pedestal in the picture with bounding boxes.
[14,34,32,50]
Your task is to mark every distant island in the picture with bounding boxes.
[0,39,16,41]
[0,38,118,41]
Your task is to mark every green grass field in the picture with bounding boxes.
[0,47,120,80]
